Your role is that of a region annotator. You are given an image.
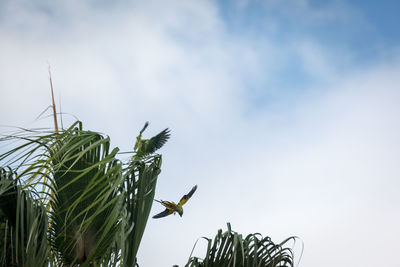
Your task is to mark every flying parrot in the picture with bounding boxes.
[153,185,198,219]
[133,121,170,160]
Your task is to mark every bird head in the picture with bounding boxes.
[177,206,183,217]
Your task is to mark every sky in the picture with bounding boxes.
[1,0,400,266]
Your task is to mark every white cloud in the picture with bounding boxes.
[139,61,400,266]
[1,1,400,266]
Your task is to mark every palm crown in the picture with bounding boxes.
[0,121,166,266]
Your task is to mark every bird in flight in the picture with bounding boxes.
[153,185,198,219]
[132,121,170,160]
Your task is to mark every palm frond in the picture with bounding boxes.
[48,125,124,266]
[0,167,49,267]
[186,223,297,267]
[0,121,166,266]
[120,156,162,266]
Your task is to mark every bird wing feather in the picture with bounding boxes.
[178,185,197,206]
[145,128,170,154]
[152,208,173,219]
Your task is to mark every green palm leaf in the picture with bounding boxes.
[0,167,49,267]
[186,223,297,267]
[49,125,124,265]
[121,157,161,266]
[0,121,166,266]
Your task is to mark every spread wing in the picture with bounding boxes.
[178,185,197,206]
[152,208,173,219]
[134,126,170,158]
[153,200,177,219]
[145,128,170,154]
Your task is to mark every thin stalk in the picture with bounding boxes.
[48,67,58,133]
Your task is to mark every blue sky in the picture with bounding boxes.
[1,1,400,266]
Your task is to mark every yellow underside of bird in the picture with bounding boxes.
[153,200,183,218]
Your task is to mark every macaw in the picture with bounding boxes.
[153,185,198,219]
[133,121,170,160]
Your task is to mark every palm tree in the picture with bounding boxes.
[0,121,167,266]
[0,121,298,267]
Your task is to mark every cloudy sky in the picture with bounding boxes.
[1,0,400,266]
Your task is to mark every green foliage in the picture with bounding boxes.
[186,223,297,267]
[121,157,161,266]
[48,124,124,265]
[0,121,299,267]
[0,167,49,267]
[0,121,166,266]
